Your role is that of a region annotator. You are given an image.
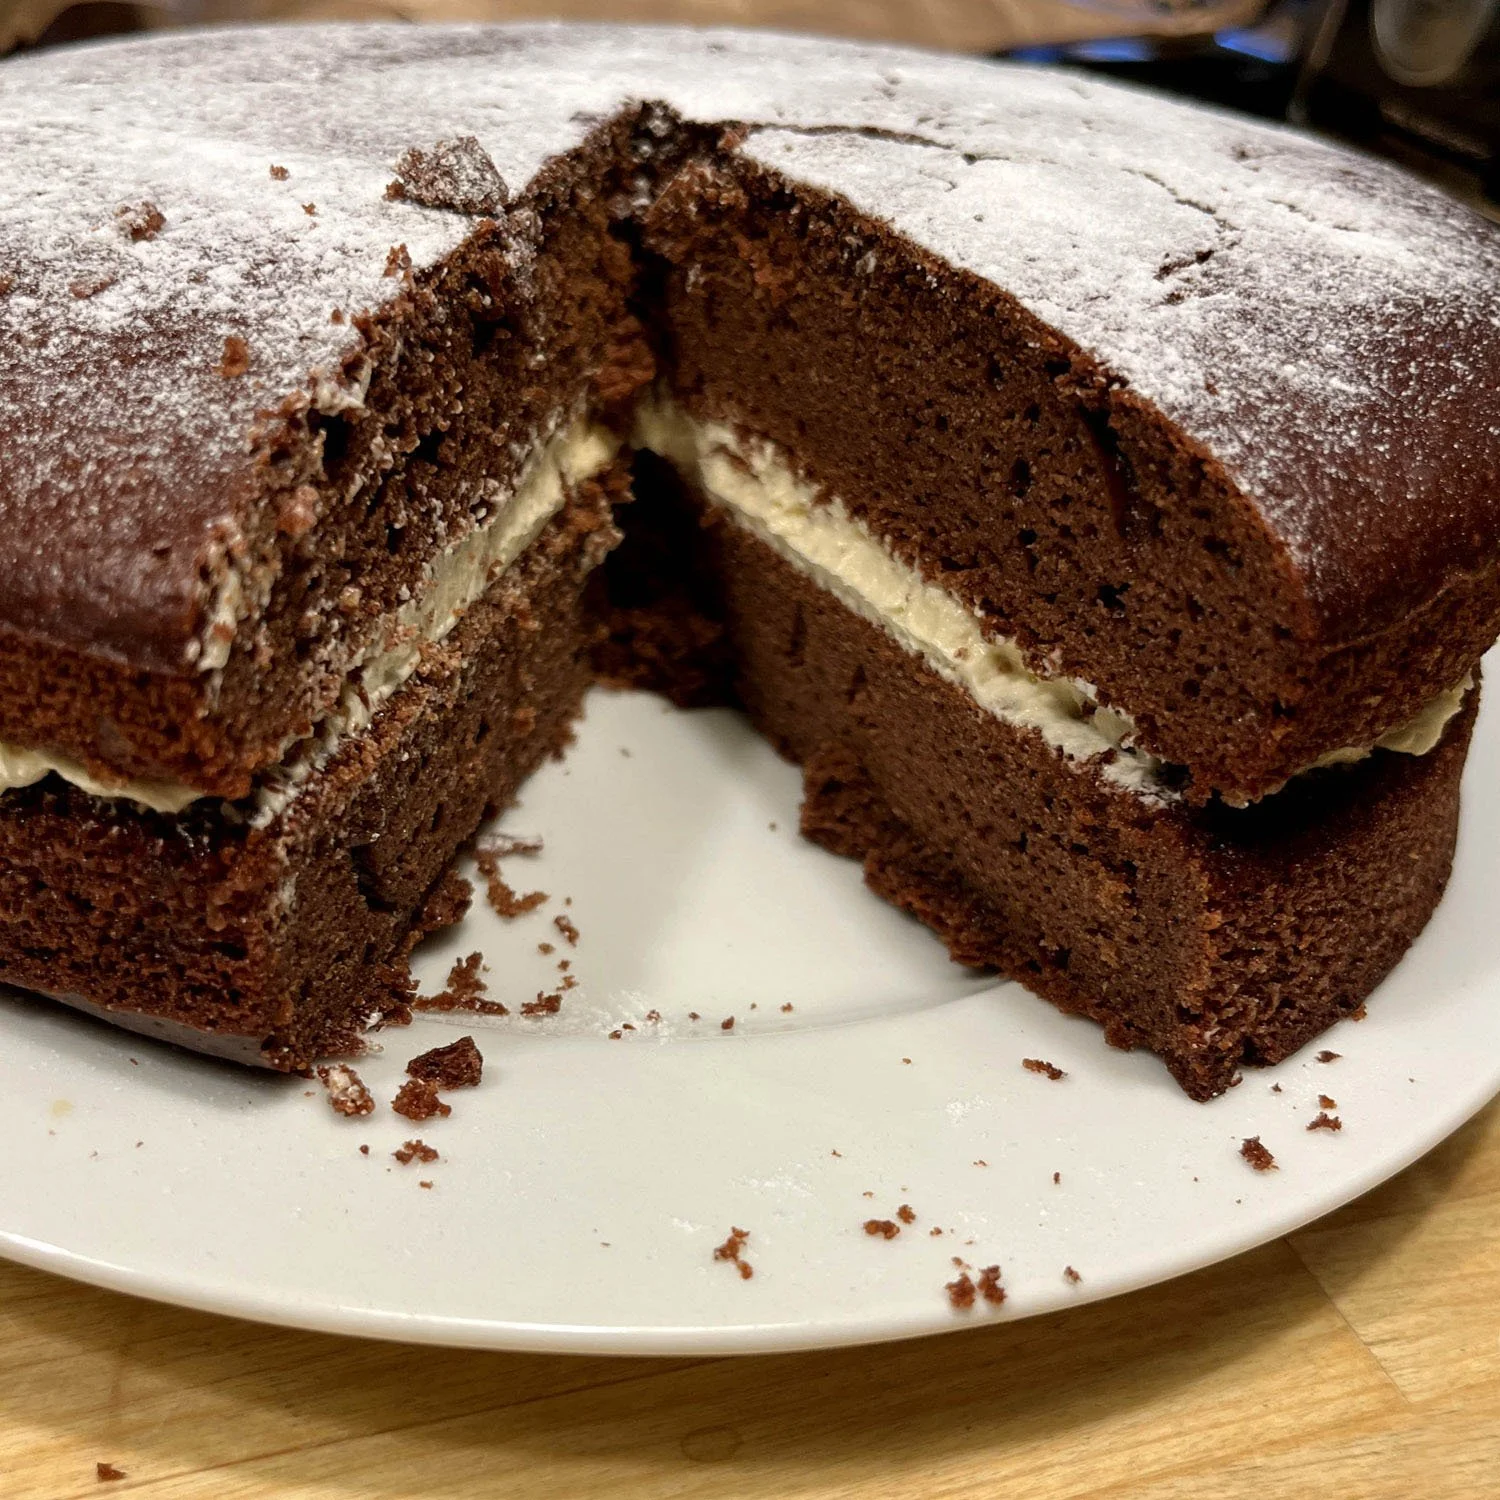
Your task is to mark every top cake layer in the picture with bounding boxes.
[1,23,1498,802]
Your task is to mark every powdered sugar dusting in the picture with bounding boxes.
[1,23,1495,662]
[741,73,1500,621]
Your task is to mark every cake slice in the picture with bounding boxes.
[0,31,662,1061]
[0,483,621,1062]
[607,443,1473,1099]
[611,91,1500,1094]
[0,24,1496,1091]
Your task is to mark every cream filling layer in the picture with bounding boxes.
[0,401,1469,816]
[0,416,620,816]
[0,744,204,816]
[634,397,1469,803]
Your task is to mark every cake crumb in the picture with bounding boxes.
[896,1204,916,1224]
[946,1272,976,1310]
[419,1180,434,1190]
[608,1030,622,1040]
[522,992,562,1017]
[1307,1112,1343,1132]
[406,1035,483,1089]
[95,1463,126,1483]
[383,242,412,278]
[412,992,509,1017]
[713,1226,753,1280]
[720,1016,735,1031]
[359,1144,370,1156]
[1316,1050,1341,1063]
[973,1160,988,1168]
[645,1010,662,1024]
[1022,1057,1066,1080]
[538,942,554,955]
[393,1139,439,1165]
[387,135,509,215]
[1270,1083,1283,1093]
[115,199,165,241]
[976,1265,1005,1306]
[1318,1094,1337,1110]
[554,914,580,946]
[688,1011,701,1022]
[863,1219,900,1239]
[901,1057,912,1065]
[862,1190,874,1199]
[1064,1265,1082,1285]
[302,202,317,216]
[414,953,510,1017]
[269,163,289,179]
[1052,1171,1061,1184]
[218,335,250,378]
[317,1064,374,1118]
[929,1227,944,1237]
[392,1077,451,1122]
[780,1003,794,1013]
[1240,1136,1277,1171]
[475,850,548,918]
[331,307,345,324]
[439,952,485,1002]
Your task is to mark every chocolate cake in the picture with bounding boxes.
[0,23,1496,1096]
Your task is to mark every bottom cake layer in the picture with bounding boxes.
[0,475,623,1068]
[601,456,1473,1100]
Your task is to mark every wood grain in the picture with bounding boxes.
[3,1099,1496,1498]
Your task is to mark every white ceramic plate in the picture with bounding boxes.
[2,662,1498,1356]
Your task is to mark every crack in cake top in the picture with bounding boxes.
[1,22,1497,668]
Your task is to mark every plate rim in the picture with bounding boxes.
[1,992,1495,1357]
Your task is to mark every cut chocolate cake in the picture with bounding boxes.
[0,24,1497,1094]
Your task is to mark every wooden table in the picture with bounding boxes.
[4,1096,1498,1498]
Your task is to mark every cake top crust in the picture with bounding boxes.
[2,22,1498,669]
